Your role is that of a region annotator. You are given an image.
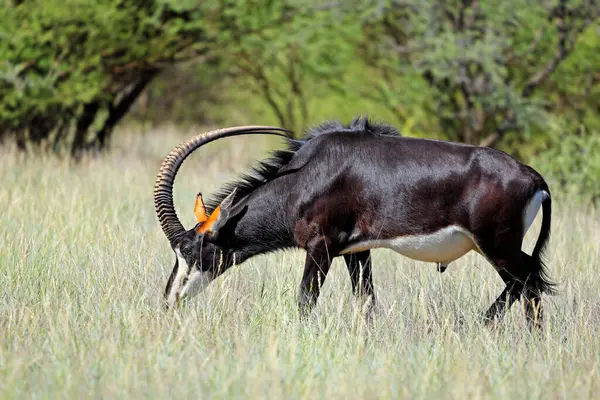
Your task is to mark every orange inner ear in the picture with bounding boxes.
[194,193,209,224]
[196,204,221,234]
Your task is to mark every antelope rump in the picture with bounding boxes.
[154,118,555,329]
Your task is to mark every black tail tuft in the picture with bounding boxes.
[528,188,557,296]
[523,253,557,296]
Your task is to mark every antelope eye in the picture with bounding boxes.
[180,243,192,257]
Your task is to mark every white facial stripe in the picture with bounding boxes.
[166,248,190,308]
[179,269,213,300]
[340,225,475,264]
[167,248,214,308]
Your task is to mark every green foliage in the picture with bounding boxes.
[546,27,600,132]
[354,0,600,147]
[533,127,600,203]
[1,0,600,204]
[208,1,362,134]
[0,0,208,153]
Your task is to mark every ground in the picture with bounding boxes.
[1,126,599,399]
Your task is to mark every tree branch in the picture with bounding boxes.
[520,0,599,98]
[479,111,517,147]
[95,69,158,149]
[239,57,288,128]
[505,27,546,65]
[522,0,568,97]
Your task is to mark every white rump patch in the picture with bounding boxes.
[340,225,476,263]
[523,190,546,235]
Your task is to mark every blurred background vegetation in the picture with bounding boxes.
[1,0,599,200]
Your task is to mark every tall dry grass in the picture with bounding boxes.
[1,126,599,399]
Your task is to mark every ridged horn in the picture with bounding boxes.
[154,126,290,246]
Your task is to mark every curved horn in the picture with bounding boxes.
[154,126,290,246]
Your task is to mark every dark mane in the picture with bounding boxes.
[205,140,302,212]
[305,116,400,139]
[205,116,400,212]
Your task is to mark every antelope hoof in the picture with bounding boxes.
[437,262,449,273]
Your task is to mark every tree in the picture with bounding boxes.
[357,0,599,147]
[0,0,209,155]
[211,1,360,134]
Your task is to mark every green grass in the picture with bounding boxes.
[1,126,599,399]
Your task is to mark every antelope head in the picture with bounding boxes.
[153,126,288,309]
[163,190,240,309]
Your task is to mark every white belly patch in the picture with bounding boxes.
[340,225,476,263]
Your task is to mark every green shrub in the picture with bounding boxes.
[0,0,208,154]
[533,128,600,203]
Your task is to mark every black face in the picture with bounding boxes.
[164,230,231,308]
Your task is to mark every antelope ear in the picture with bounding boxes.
[196,188,238,237]
[194,193,209,224]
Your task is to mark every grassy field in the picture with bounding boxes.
[1,126,599,399]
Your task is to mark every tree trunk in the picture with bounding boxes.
[71,102,100,158]
[95,70,158,149]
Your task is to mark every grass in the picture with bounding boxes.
[1,126,599,399]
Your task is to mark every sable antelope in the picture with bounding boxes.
[154,118,555,328]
